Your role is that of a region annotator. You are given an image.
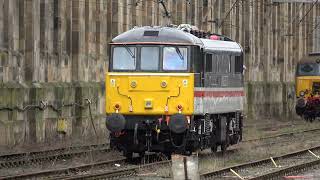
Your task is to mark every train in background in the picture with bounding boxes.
[105,24,244,158]
[295,52,320,122]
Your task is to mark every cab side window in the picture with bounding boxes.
[234,56,243,73]
[205,54,212,72]
[218,55,230,73]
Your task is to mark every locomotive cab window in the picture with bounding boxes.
[141,47,160,70]
[299,63,319,76]
[218,55,231,73]
[205,53,218,73]
[205,54,212,72]
[212,54,218,73]
[112,46,137,70]
[163,47,188,71]
[297,63,320,76]
[234,55,243,73]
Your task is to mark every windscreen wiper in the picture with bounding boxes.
[175,47,184,61]
[124,44,135,59]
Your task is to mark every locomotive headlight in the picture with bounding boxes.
[299,91,305,97]
[130,81,137,88]
[160,81,167,88]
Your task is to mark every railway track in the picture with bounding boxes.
[0,154,170,180]
[200,145,320,179]
[60,160,171,180]
[242,127,320,143]
[0,157,127,180]
[0,143,110,169]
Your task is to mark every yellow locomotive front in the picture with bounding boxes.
[295,53,320,121]
[106,72,194,115]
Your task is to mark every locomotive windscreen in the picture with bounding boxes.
[110,45,190,72]
[297,63,320,76]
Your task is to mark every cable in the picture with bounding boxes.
[86,98,98,138]
[219,0,241,28]
[0,99,97,113]
[297,0,319,26]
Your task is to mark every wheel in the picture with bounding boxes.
[184,151,192,156]
[139,152,145,158]
[124,151,133,160]
[164,152,172,159]
[211,145,218,153]
[221,144,228,153]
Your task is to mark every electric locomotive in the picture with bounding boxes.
[295,52,320,121]
[105,25,244,158]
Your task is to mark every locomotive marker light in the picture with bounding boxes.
[177,104,183,113]
[114,103,120,113]
[165,105,169,112]
[300,91,305,97]
[182,79,188,87]
[110,79,116,87]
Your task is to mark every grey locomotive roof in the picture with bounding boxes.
[200,38,243,55]
[112,26,204,46]
[298,53,320,64]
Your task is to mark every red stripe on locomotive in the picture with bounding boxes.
[194,91,245,97]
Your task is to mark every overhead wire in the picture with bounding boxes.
[297,0,319,26]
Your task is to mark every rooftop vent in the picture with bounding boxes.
[144,31,159,37]
[309,52,320,56]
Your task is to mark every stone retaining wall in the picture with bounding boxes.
[0,82,107,147]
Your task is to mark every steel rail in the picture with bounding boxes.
[243,127,320,143]
[0,143,109,160]
[59,160,171,180]
[0,143,110,169]
[200,145,320,179]
[250,159,320,180]
[0,157,127,180]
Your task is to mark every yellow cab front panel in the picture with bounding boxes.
[296,76,320,97]
[106,72,194,115]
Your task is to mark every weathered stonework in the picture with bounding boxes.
[0,82,107,148]
[0,0,319,148]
